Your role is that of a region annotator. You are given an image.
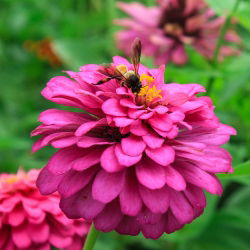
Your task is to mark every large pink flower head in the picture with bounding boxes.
[32,43,236,239]
[0,169,90,249]
[115,0,241,65]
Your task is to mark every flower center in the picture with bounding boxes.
[0,176,19,186]
[164,23,183,36]
[137,75,162,106]
[89,126,129,142]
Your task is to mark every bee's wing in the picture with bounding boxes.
[96,64,127,85]
[131,38,142,75]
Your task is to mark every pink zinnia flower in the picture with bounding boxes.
[115,0,241,65]
[32,53,236,239]
[0,169,90,249]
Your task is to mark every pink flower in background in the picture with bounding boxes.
[0,169,90,249]
[115,0,241,65]
[32,54,236,239]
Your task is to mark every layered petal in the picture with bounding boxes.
[0,170,90,249]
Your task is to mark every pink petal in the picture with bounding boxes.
[12,225,31,248]
[23,204,44,221]
[39,109,91,125]
[128,109,146,119]
[113,117,134,127]
[102,98,127,116]
[71,147,104,171]
[136,158,166,189]
[77,136,114,148]
[58,168,97,197]
[94,200,123,232]
[75,89,103,108]
[142,131,164,149]
[49,233,72,248]
[119,170,142,216]
[171,45,188,65]
[75,118,107,136]
[148,113,173,131]
[165,165,186,191]
[130,120,149,136]
[120,98,142,108]
[112,56,130,67]
[136,208,162,225]
[100,145,124,172]
[7,206,25,226]
[116,216,140,236]
[37,167,64,195]
[168,111,185,123]
[115,144,142,167]
[140,112,154,120]
[139,184,169,213]
[51,136,78,148]
[141,219,165,239]
[121,135,146,156]
[166,92,189,106]
[47,147,84,174]
[33,132,75,151]
[0,196,20,213]
[154,126,179,139]
[60,185,105,220]
[41,76,84,109]
[153,105,168,114]
[146,145,175,166]
[117,2,159,26]
[177,162,223,195]
[163,83,205,97]
[184,184,206,217]
[169,189,194,224]
[165,211,183,234]
[28,223,49,244]
[92,169,125,203]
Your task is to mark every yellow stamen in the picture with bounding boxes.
[5,176,18,184]
[138,84,162,103]
[164,23,183,36]
[140,74,154,84]
[2,176,18,184]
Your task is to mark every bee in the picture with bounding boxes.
[95,38,142,93]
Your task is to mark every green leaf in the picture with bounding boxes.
[166,194,219,242]
[53,38,109,70]
[184,186,250,250]
[219,161,250,179]
[206,0,238,15]
[235,2,250,31]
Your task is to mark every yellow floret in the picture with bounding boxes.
[4,176,19,184]
[140,74,154,84]
[138,84,162,103]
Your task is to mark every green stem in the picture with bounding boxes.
[206,0,241,94]
[83,224,100,250]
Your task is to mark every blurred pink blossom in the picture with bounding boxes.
[115,0,241,65]
[0,169,90,249]
[32,56,236,239]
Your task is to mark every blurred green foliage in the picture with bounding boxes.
[1,0,250,249]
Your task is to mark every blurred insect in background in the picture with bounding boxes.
[23,38,62,67]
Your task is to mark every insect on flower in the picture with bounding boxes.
[96,38,142,93]
[32,39,236,239]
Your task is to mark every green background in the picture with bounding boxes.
[1,0,250,249]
